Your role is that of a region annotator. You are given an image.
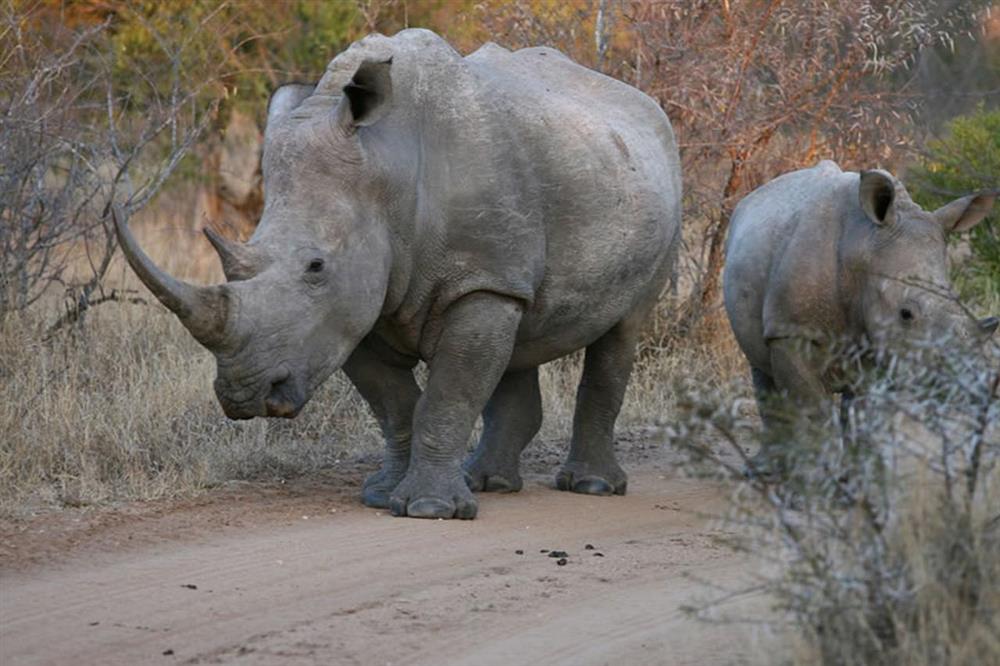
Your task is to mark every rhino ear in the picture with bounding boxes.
[338,57,393,129]
[933,192,996,234]
[266,83,316,137]
[859,170,897,227]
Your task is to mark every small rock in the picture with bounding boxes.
[584,544,595,550]
[162,648,174,656]
[515,549,524,555]
[540,549,549,553]
[180,584,197,590]
[556,558,568,566]
[593,552,605,557]
[548,551,568,558]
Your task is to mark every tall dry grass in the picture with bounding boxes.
[0,214,381,515]
[0,204,748,516]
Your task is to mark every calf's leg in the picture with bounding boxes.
[745,366,783,478]
[747,338,833,478]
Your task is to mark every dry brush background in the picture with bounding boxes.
[2,2,1000,663]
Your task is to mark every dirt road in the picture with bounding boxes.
[1,459,764,665]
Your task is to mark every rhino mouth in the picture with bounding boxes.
[214,367,307,420]
[263,369,306,418]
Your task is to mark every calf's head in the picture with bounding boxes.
[116,59,397,419]
[852,170,997,347]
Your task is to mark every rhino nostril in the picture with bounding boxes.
[264,373,302,418]
[269,375,289,392]
[979,316,999,336]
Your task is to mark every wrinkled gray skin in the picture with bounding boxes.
[724,160,997,468]
[116,30,681,519]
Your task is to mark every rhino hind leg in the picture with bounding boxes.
[555,320,639,497]
[389,293,524,519]
[463,367,542,493]
[342,338,421,509]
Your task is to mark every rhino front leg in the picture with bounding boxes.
[768,337,831,414]
[342,337,421,509]
[463,367,542,493]
[556,320,639,496]
[389,293,522,519]
[745,366,784,480]
[749,338,833,478]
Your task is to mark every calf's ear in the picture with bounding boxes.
[933,192,996,234]
[265,83,316,140]
[859,170,897,227]
[338,57,393,130]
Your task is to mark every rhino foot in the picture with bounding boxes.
[361,466,407,509]
[462,455,523,493]
[555,462,627,496]
[389,467,478,519]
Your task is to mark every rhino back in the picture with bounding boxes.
[463,44,681,351]
[332,32,681,362]
[724,161,857,372]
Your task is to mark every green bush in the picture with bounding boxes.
[908,107,1000,306]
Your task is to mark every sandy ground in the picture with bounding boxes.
[1,438,770,666]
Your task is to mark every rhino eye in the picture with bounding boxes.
[900,307,914,322]
[306,259,324,273]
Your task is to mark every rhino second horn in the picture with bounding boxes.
[204,226,258,282]
[113,209,229,348]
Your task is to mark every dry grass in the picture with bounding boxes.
[0,207,748,516]
[0,214,380,515]
[887,472,1000,665]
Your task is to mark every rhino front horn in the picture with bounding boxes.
[113,209,229,348]
[203,226,259,282]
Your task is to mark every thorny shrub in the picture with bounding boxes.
[664,334,1000,665]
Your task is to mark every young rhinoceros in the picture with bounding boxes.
[724,160,996,469]
[115,30,681,519]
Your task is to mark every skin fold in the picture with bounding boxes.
[116,29,682,520]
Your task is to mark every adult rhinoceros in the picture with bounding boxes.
[723,160,996,473]
[116,30,681,519]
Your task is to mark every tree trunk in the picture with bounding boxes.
[699,153,746,309]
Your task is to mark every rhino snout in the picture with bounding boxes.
[979,316,999,337]
[264,370,305,419]
[214,367,304,420]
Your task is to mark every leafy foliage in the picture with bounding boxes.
[908,106,1000,305]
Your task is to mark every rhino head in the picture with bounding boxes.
[116,59,399,419]
[851,170,997,347]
